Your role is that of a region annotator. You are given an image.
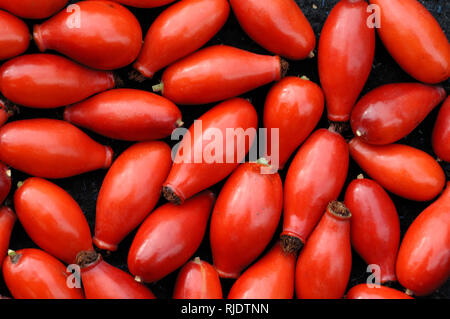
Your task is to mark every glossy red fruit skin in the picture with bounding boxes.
[33,1,142,70]
[173,258,223,299]
[0,0,68,19]
[0,207,15,271]
[351,83,446,145]
[0,54,115,108]
[2,249,84,299]
[318,0,375,122]
[14,177,94,264]
[0,162,11,204]
[210,162,283,279]
[295,202,352,299]
[396,182,450,296]
[432,96,450,162]
[79,254,156,299]
[163,98,258,204]
[344,177,400,283]
[369,0,450,84]
[157,45,285,105]
[348,137,445,201]
[228,243,296,299]
[346,284,413,299]
[0,10,29,61]
[94,141,172,251]
[64,89,182,141]
[264,77,324,169]
[229,0,315,60]
[0,119,113,178]
[128,191,215,283]
[282,128,349,245]
[134,0,229,78]
[111,0,176,8]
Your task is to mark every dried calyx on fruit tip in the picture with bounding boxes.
[357,173,364,179]
[113,74,124,88]
[281,235,303,254]
[327,201,352,219]
[193,257,202,264]
[76,250,100,268]
[128,69,147,83]
[280,59,289,78]
[162,186,182,205]
[300,75,310,81]
[7,250,20,264]
[328,121,350,135]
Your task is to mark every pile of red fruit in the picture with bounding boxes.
[0,0,449,300]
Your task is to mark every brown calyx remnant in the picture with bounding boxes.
[328,121,350,135]
[128,69,147,83]
[162,186,182,205]
[327,201,352,219]
[76,250,101,269]
[281,235,304,254]
[280,59,289,78]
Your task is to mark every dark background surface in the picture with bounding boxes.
[0,0,449,299]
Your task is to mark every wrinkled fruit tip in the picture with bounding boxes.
[76,250,100,268]
[280,235,303,254]
[280,59,289,78]
[162,186,182,205]
[328,201,352,219]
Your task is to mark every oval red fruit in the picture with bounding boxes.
[229,0,315,60]
[319,0,375,122]
[163,98,258,204]
[0,207,15,271]
[432,96,450,162]
[210,161,283,279]
[0,119,113,178]
[396,182,450,296]
[282,128,349,251]
[264,76,324,169]
[64,89,182,141]
[134,0,229,79]
[94,141,172,251]
[14,177,94,264]
[154,45,287,105]
[173,257,223,299]
[227,243,296,299]
[344,177,400,283]
[2,249,84,299]
[351,83,446,145]
[76,251,156,299]
[0,0,68,19]
[346,284,413,299]
[0,54,115,108]
[295,201,352,299]
[369,0,450,84]
[128,191,215,283]
[33,1,142,70]
[0,10,29,61]
[348,137,445,201]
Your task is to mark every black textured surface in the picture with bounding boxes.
[0,0,449,299]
